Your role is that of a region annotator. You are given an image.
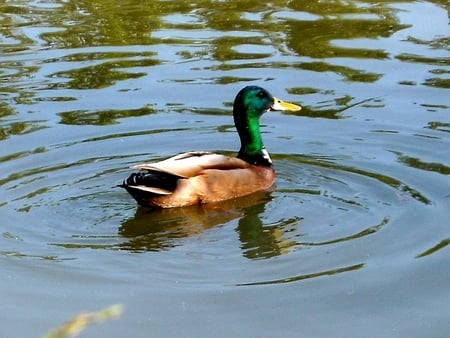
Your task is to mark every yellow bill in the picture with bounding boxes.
[271,97,302,112]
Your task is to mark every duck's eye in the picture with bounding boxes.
[257,91,265,98]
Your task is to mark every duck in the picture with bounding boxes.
[120,86,301,208]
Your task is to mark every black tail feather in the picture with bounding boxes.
[120,170,180,192]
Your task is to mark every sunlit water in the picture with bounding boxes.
[1,1,449,337]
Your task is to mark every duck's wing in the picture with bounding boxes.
[131,151,251,178]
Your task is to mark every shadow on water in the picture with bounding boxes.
[117,198,265,253]
[53,191,301,259]
[236,201,302,260]
[108,191,304,260]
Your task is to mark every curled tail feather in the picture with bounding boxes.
[119,170,182,206]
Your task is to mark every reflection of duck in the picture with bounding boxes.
[120,86,301,208]
[119,191,273,252]
[119,191,301,259]
[237,202,301,260]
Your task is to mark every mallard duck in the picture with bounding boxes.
[120,86,301,208]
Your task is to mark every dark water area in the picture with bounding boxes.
[1,1,449,337]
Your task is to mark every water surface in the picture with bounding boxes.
[1,1,449,337]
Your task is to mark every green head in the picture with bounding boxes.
[233,86,301,165]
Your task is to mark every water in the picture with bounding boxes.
[1,1,449,337]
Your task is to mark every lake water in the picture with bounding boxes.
[1,1,449,337]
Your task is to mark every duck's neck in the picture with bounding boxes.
[234,110,272,166]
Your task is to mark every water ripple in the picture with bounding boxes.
[236,263,365,286]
